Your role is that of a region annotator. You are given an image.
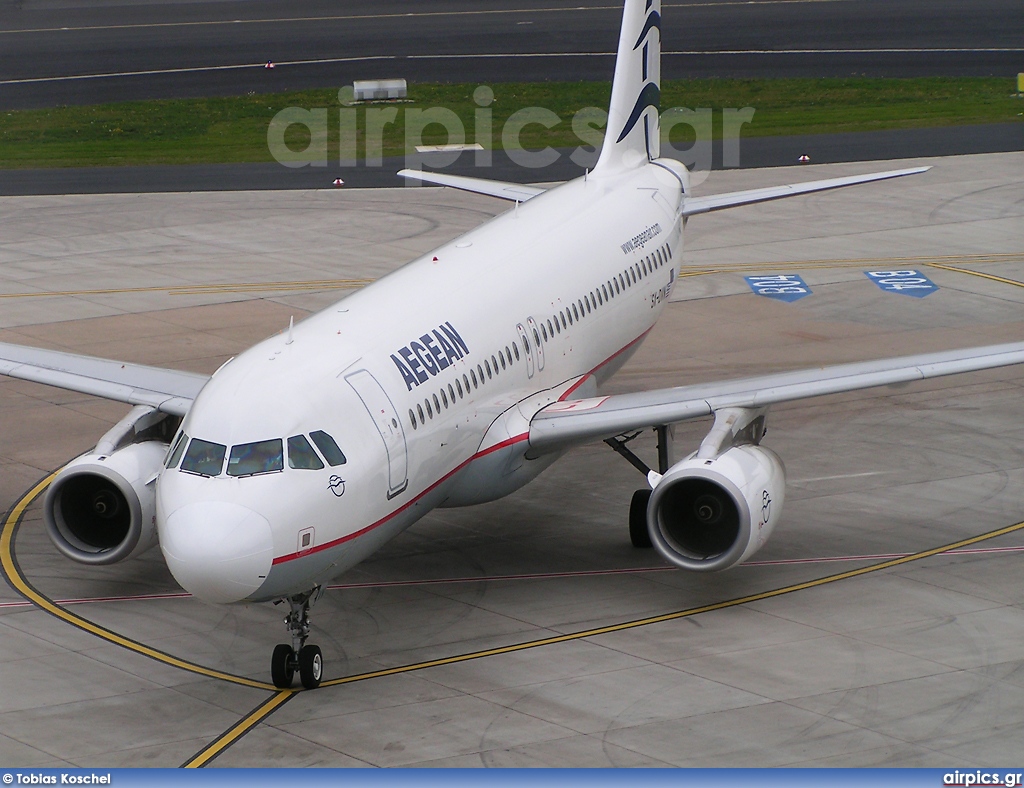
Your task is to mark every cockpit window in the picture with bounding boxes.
[287,435,325,470]
[227,439,284,477]
[165,432,188,469]
[310,430,346,466]
[180,438,226,477]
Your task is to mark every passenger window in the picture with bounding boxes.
[417,403,425,422]
[485,360,492,379]
[433,393,441,412]
[441,388,448,408]
[584,298,591,315]
[449,383,456,403]
[547,319,554,337]
[463,373,471,392]
[471,368,478,388]
[408,410,417,430]
[597,289,603,305]
[166,432,188,469]
[492,354,499,374]
[572,304,579,321]
[181,438,226,477]
[513,343,520,361]
[456,378,464,398]
[288,434,325,470]
[426,398,433,418]
[310,430,346,466]
[541,323,548,341]
[499,352,506,370]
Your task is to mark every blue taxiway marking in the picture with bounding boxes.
[744,274,812,303]
[865,269,938,298]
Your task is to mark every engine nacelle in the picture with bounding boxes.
[44,441,168,565]
[647,444,785,571]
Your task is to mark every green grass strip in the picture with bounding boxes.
[1,77,1020,169]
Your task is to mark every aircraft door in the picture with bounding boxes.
[345,369,409,499]
[526,316,545,371]
[516,323,535,378]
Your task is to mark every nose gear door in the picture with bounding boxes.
[345,369,409,498]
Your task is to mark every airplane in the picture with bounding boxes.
[2,0,1023,692]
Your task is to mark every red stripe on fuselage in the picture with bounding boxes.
[558,327,652,402]
[271,432,529,565]
[272,326,653,566]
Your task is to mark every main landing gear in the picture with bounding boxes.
[271,586,324,690]
[605,425,673,550]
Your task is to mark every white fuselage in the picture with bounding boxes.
[156,161,686,604]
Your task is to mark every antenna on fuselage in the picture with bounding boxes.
[286,315,294,345]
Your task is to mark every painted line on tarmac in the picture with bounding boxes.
[312,518,1024,689]
[5,543,1023,609]
[0,474,278,691]
[0,1,853,36]
[5,47,1021,86]
[0,279,373,300]
[676,253,1024,277]
[182,691,295,768]
[181,516,1024,765]
[926,262,1024,290]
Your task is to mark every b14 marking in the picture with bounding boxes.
[865,269,938,298]
[744,274,812,303]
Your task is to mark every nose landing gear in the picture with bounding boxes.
[271,586,323,689]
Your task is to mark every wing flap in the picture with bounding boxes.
[0,342,209,417]
[680,166,930,217]
[397,169,545,202]
[529,341,1024,452]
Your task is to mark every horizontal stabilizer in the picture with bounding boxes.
[397,169,545,202]
[529,340,1024,452]
[0,342,208,416]
[680,166,931,217]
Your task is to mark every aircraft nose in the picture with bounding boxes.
[160,501,273,604]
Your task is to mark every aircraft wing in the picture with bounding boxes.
[0,342,208,417]
[528,341,1024,452]
[397,169,546,202]
[680,166,930,216]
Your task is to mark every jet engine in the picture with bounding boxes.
[43,406,177,565]
[647,444,785,571]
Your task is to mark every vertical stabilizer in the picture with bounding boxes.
[594,0,661,173]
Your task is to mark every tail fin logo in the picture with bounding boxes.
[616,82,661,143]
[616,6,661,143]
[633,10,661,50]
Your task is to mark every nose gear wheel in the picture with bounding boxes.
[271,586,323,689]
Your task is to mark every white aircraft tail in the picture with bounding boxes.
[594,0,661,174]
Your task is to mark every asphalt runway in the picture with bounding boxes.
[2,122,1021,196]
[1,152,1023,766]
[2,0,1022,109]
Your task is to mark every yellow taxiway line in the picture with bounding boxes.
[0,475,277,691]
